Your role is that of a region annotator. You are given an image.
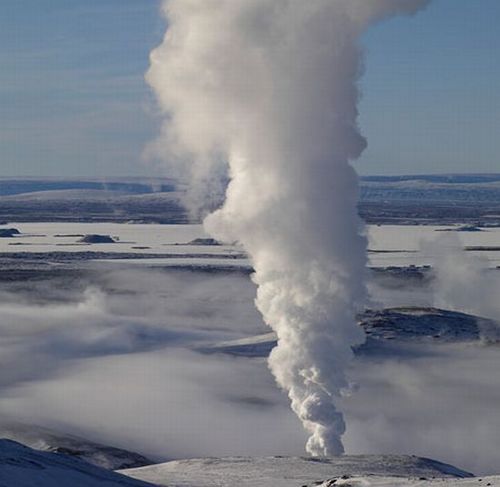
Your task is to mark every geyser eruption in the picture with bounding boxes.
[147,0,430,456]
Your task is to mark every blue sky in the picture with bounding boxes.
[0,0,498,177]
[360,0,500,175]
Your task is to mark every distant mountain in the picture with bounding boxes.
[361,174,500,184]
[360,174,500,204]
[1,175,499,224]
[0,178,177,197]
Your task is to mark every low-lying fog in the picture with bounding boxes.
[0,234,499,474]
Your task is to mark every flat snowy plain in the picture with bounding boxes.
[1,222,499,267]
[0,221,499,485]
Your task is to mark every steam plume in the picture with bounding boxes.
[147,0,430,456]
[428,234,500,326]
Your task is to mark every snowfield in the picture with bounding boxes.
[120,455,473,487]
[0,439,152,487]
[0,222,499,267]
[0,439,499,487]
[0,220,498,482]
[0,421,152,470]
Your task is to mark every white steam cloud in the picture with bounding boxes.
[428,234,500,327]
[147,0,430,455]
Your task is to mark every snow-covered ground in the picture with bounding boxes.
[0,222,499,480]
[120,455,473,487]
[367,225,500,267]
[1,222,499,267]
[2,439,500,487]
[0,421,152,470]
[0,439,152,487]
[197,307,499,358]
[0,222,213,254]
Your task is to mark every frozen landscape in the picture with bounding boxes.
[0,192,499,484]
[2,0,500,484]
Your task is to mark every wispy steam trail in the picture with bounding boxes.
[147,0,430,456]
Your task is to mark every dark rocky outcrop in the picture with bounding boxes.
[0,228,20,238]
[79,234,116,244]
[187,237,221,246]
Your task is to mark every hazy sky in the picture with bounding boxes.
[0,0,498,178]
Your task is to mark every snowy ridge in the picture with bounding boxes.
[120,455,473,487]
[0,189,183,203]
[0,441,497,487]
[198,307,499,357]
[0,441,495,487]
[316,476,500,486]
[0,439,153,487]
[360,307,499,344]
[360,176,500,204]
[0,422,152,470]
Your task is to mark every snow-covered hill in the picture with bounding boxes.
[199,307,500,357]
[120,455,473,487]
[0,437,498,486]
[360,176,500,204]
[0,439,153,487]
[360,307,499,344]
[313,475,500,486]
[0,422,152,470]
